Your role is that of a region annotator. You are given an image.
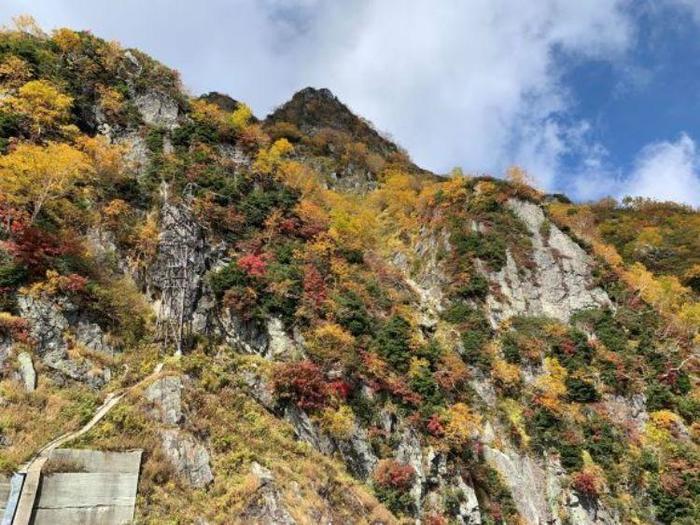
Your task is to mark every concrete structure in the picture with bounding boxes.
[30,449,142,525]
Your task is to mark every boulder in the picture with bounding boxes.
[145,375,183,425]
[240,462,296,524]
[160,429,213,488]
[17,352,36,392]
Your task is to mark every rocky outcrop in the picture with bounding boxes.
[145,375,183,425]
[160,429,214,489]
[17,294,111,388]
[486,200,610,324]
[134,91,180,129]
[17,352,36,392]
[240,462,296,525]
[148,195,207,353]
[481,421,620,525]
[285,406,378,481]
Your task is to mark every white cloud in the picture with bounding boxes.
[622,134,700,206]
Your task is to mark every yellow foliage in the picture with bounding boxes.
[500,398,530,447]
[230,103,253,132]
[0,55,32,88]
[315,405,355,440]
[24,270,79,297]
[9,15,45,37]
[277,160,322,197]
[3,80,73,138]
[491,358,521,391]
[505,165,535,187]
[327,194,377,251]
[52,28,82,53]
[75,135,127,182]
[408,357,431,381]
[306,322,356,367]
[0,141,93,223]
[649,410,683,432]
[253,138,293,174]
[442,403,481,450]
[534,357,567,413]
[96,84,124,117]
[190,99,234,138]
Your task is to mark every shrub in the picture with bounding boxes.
[306,322,356,368]
[271,360,329,411]
[374,315,412,372]
[374,459,415,490]
[565,377,600,403]
[454,273,489,300]
[209,262,248,298]
[500,332,522,364]
[571,470,602,499]
[334,291,374,337]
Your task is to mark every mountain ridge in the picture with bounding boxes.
[0,19,698,525]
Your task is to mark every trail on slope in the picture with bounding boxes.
[19,361,164,473]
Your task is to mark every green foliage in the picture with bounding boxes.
[374,315,412,372]
[500,332,522,364]
[451,230,507,270]
[334,291,373,337]
[454,272,489,300]
[565,377,599,403]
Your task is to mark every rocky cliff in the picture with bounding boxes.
[0,20,698,525]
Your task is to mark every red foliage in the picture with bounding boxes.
[427,414,445,437]
[571,471,600,499]
[63,273,88,293]
[272,360,329,411]
[237,252,269,278]
[559,338,577,356]
[278,217,299,235]
[0,315,30,343]
[1,203,66,274]
[373,459,416,490]
[327,379,351,400]
[424,515,448,525]
[302,264,327,310]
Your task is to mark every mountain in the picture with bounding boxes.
[0,20,698,525]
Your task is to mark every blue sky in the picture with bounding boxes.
[2,1,700,205]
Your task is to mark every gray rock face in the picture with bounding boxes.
[486,199,610,324]
[148,198,207,351]
[483,443,559,525]
[160,429,213,488]
[17,295,111,388]
[117,132,150,174]
[145,375,183,425]
[134,91,179,129]
[0,336,13,372]
[285,406,377,481]
[240,462,296,525]
[482,423,620,525]
[602,394,648,433]
[396,429,425,512]
[334,423,378,481]
[17,352,36,392]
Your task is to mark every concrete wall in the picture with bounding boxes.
[31,449,142,525]
[1,474,23,525]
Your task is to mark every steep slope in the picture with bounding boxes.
[0,19,698,525]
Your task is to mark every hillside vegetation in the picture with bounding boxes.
[0,17,698,525]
